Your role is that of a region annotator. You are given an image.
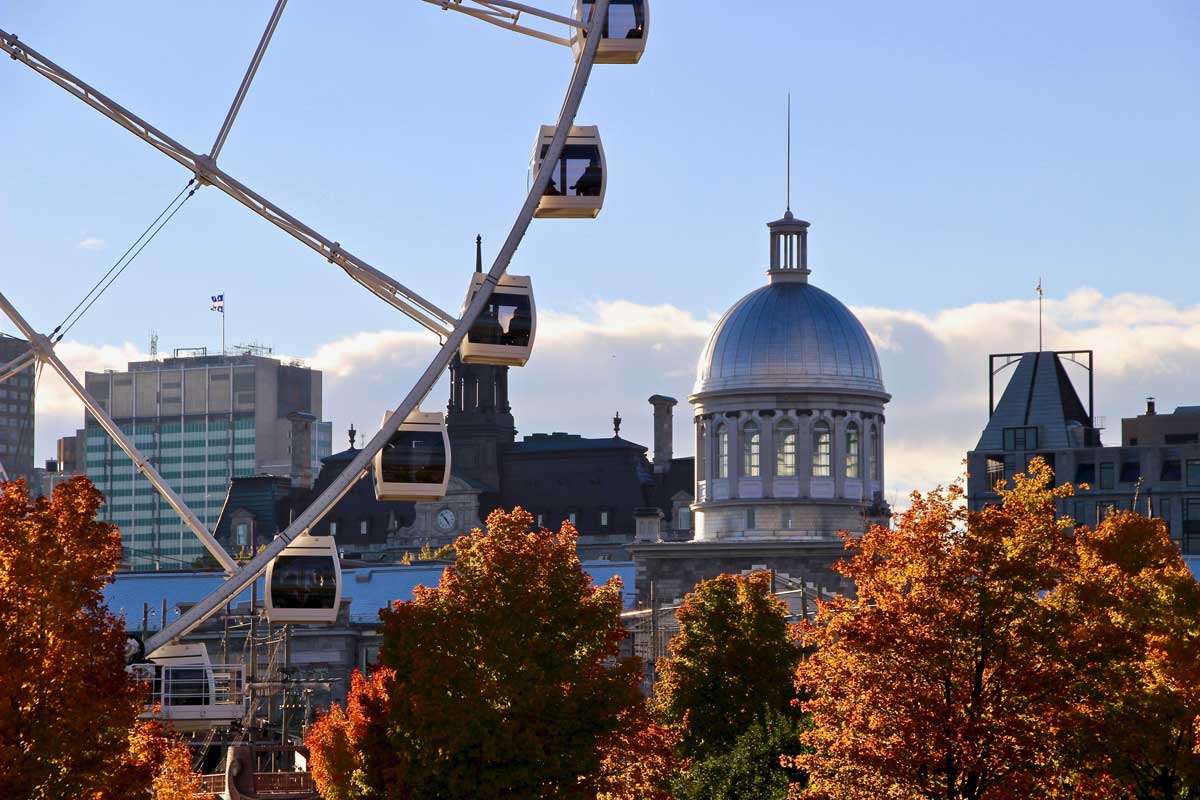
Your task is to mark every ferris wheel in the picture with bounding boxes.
[0,0,648,667]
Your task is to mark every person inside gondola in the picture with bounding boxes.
[543,177,561,196]
[573,158,603,197]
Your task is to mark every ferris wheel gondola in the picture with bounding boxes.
[460,272,535,366]
[264,534,343,624]
[531,125,606,218]
[573,0,648,64]
[373,410,451,501]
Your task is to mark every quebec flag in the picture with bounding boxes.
[211,294,224,313]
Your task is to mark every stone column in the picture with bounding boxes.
[798,412,814,498]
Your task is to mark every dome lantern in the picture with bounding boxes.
[767,210,811,283]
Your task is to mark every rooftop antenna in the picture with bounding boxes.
[786,92,792,214]
[149,329,158,360]
[1036,277,1043,351]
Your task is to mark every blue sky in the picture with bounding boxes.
[3,1,1199,498]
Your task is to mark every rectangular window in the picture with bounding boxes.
[813,428,832,478]
[568,511,577,526]
[1162,460,1182,481]
[781,509,792,530]
[716,427,729,479]
[745,508,756,530]
[1003,426,1038,451]
[1188,460,1200,487]
[777,431,797,477]
[1156,498,1171,524]
[1119,461,1141,484]
[1184,499,1200,555]
[985,455,1006,490]
[743,426,761,477]
[360,520,369,536]
[329,521,338,537]
[677,507,691,530]
[536,513,544,528]
[1099,463,1114,490]
[1075,463,1096,487]
[235,522,248,548]
[1166,433,1200,445]
[845,427,860,479]
[599,510,609,527]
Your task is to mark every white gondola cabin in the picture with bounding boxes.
[531,125,606,219]
[460,273,536,367]
[130,644,247,732]
[264,534,342,624]
[373,410,451,501]
[573,0,648,64]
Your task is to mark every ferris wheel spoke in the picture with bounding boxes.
[144,0,613,655]
[0,28,456,338]
[421,0,582,47]
[210,0,289,162]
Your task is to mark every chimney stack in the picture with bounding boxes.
[648,395,677,474]
[287,411,316,489]
[1147,397,1157,416]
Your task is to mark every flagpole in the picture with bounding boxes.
[222,297,226,356]
[1038,278,1043,352]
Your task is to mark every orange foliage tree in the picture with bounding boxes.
[307,507,644,800]
[794,463,1084,799]
[1054,510,1200,797]
[793,460,1200,799]
[0,478,205,799]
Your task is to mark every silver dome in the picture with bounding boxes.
[693,282,886,396]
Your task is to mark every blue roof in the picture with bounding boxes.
[104,561,638,630]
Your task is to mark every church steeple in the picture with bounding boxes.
[447,235,516,492]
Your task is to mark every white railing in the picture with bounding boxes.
[130,662,246,709]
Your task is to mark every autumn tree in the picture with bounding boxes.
[794,463,1089,799]
[1055,510,1200,798]
[306,507,643,799]
[653,572,805,798]
[593,703,682,800]
[0,477,202,798]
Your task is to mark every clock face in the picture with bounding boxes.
[436,508,456,531]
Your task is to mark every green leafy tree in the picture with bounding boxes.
[672,707,805,800]
[652,572,804,797]
[307,507,643,799]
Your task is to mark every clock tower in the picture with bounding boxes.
[447,236,517,494]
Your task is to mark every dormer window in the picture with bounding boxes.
[1003,426,1038,451]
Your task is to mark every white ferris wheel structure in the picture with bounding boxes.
[0,0,647,660]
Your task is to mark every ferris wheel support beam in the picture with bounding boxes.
[421,0,583,47]
[0,291,241,575]
[0,349,37,385]
[0,28,454,338]
[145,0,614,655]
[209,0,288,162]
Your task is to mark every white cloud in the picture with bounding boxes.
[31,290,1200,510]
[77,236,105,251]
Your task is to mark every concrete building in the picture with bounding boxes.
[84,349,332,570]
[634,209,891,603]
[966,350,1200,555]
[0,333,36,486]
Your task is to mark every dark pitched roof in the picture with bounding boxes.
[975,352,1094,451]
[507,433,648,455]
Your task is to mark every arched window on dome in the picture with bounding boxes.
[743,421,760,477]
[715,424,729,479]
[812,421,831,477]
[869,424,880,481]
[846,422,861,479]
[776,420,797,477]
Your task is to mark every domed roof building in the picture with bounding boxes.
[689,210,891,541]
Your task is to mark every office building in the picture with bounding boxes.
[84,349,332,570]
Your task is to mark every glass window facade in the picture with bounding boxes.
[776,424,797,477]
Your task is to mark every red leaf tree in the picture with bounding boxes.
[0,478,204,798]
[307,507,643,799]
